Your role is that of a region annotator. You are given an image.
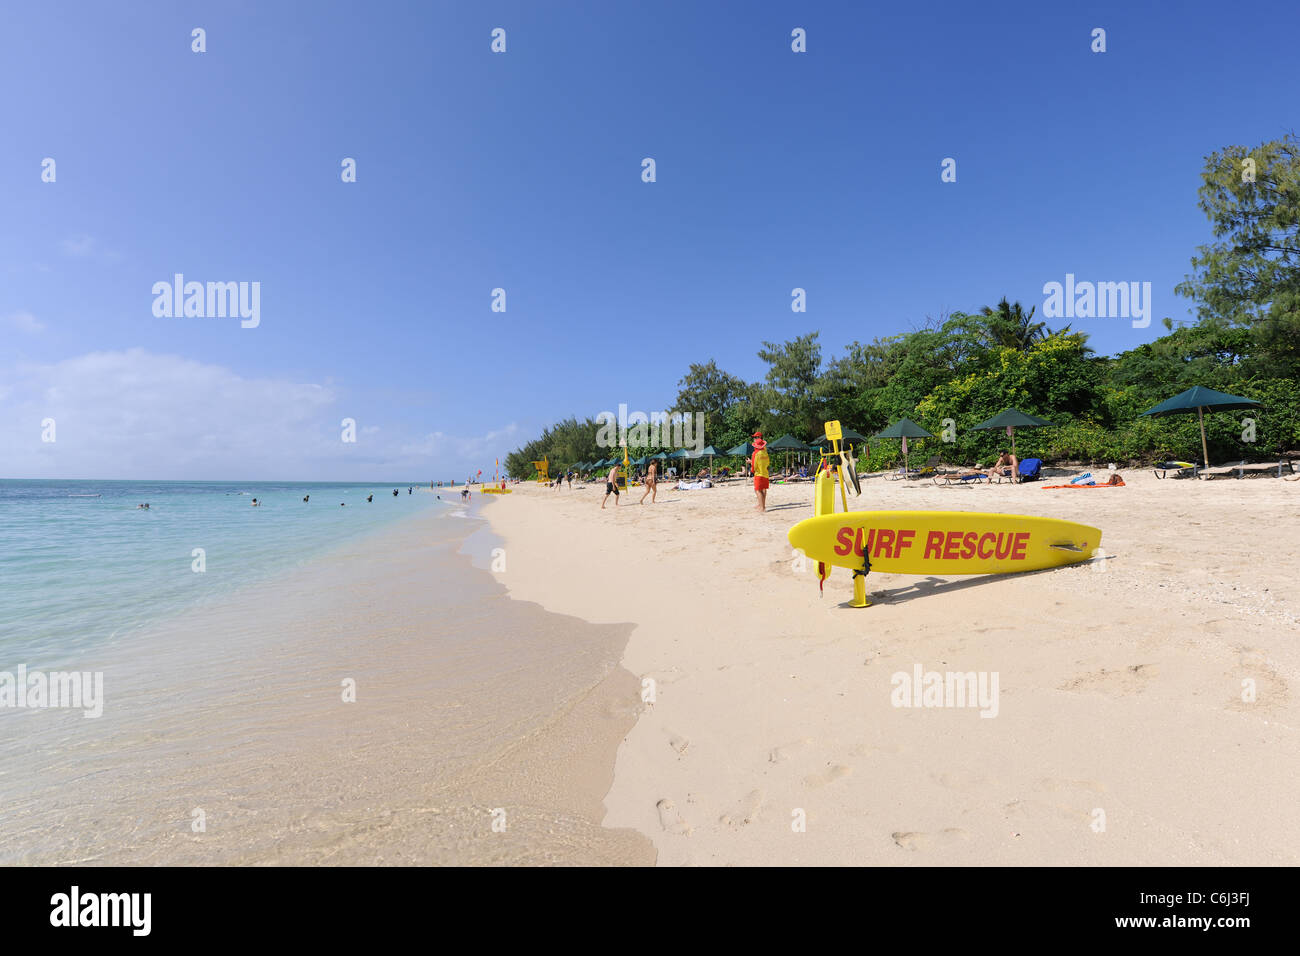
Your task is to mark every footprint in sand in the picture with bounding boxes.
[655,798,693,836]
[891,828,970,851]
[768,738,814,763]
[932,769,986,790]
[666,731,690,755]
[1058,663,1159,696]
[803,764,853,788]
[719,789,765,827]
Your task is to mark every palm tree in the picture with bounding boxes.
[979,298,1047,351]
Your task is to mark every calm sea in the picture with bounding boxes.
[0,479,447,663]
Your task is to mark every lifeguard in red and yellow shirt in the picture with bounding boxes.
[751,430,770,512]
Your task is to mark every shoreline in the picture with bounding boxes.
[2,496,653,866]
[478,471,1300,865]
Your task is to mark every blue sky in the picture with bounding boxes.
[3,0,1297,479]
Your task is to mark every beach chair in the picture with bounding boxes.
[1198,459,1294,480]
[932,469,988,486]
[884,465,921,481]
[992,457,1043,483]
[1153,460,1198,479]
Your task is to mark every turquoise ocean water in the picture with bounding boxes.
[0,479,448,664]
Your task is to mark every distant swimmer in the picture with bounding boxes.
[367,494,373,503]
[340,502,346,506]
[251,498,260,507]
[303,495,310,502]
[137,503,150,509]
[393,489,398,496]
[408,486,412,494]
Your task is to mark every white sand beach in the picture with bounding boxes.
[478,469,1300,866]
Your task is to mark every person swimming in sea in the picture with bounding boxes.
[303,495,309,502]
[392,489,398,496]
[251,498,260,506]
[367,494,373,503]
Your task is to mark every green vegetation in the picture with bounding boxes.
[507,135,1299,478]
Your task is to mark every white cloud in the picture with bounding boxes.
[60,235,96,257]
[4,311,44,333]
[401,424,521,462]
[0,349,519,480]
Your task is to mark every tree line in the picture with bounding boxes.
[506,134,1299,478]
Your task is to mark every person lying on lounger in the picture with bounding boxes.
[986,450,1019,482]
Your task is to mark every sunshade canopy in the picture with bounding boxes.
[725,442,753,456]
[1141,386,1262,417]
[971,408,1055,430]
[812,426,870,446]
[874,418,935,439]
[768,433,809,450]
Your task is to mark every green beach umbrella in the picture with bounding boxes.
[971,407,1055,461]
[812,426,870,449]
[1141,386,1263,469]
[874,418,935,474]
[694,445,722,476]
[725,441,753,457]
[768,433,810,472]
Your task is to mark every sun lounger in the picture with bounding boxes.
[932,469,988,486]
[1198,459,1295,480]
[992,457,1043,483]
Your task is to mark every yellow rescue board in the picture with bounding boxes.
[480,487,512,495]
[788,511,1101,576]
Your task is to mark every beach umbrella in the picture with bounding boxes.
[768,433,810,473]
[812,426,870,450]
[724,441,754,476]
[694,445,724,476]
[1140,386,1262,469]
[970,407,1055,461]
[874,418,935,474]
[665,448,691,476]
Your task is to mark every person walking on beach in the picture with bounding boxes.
[602,463,620,509]
[566,471,573,490]
[751,431,770,512]
[639,460,658,504]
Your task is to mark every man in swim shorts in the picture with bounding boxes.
[751,431,770,512]
[602,462,620,509]
[986,449,1020,483]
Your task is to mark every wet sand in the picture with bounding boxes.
[1,502,654,866]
